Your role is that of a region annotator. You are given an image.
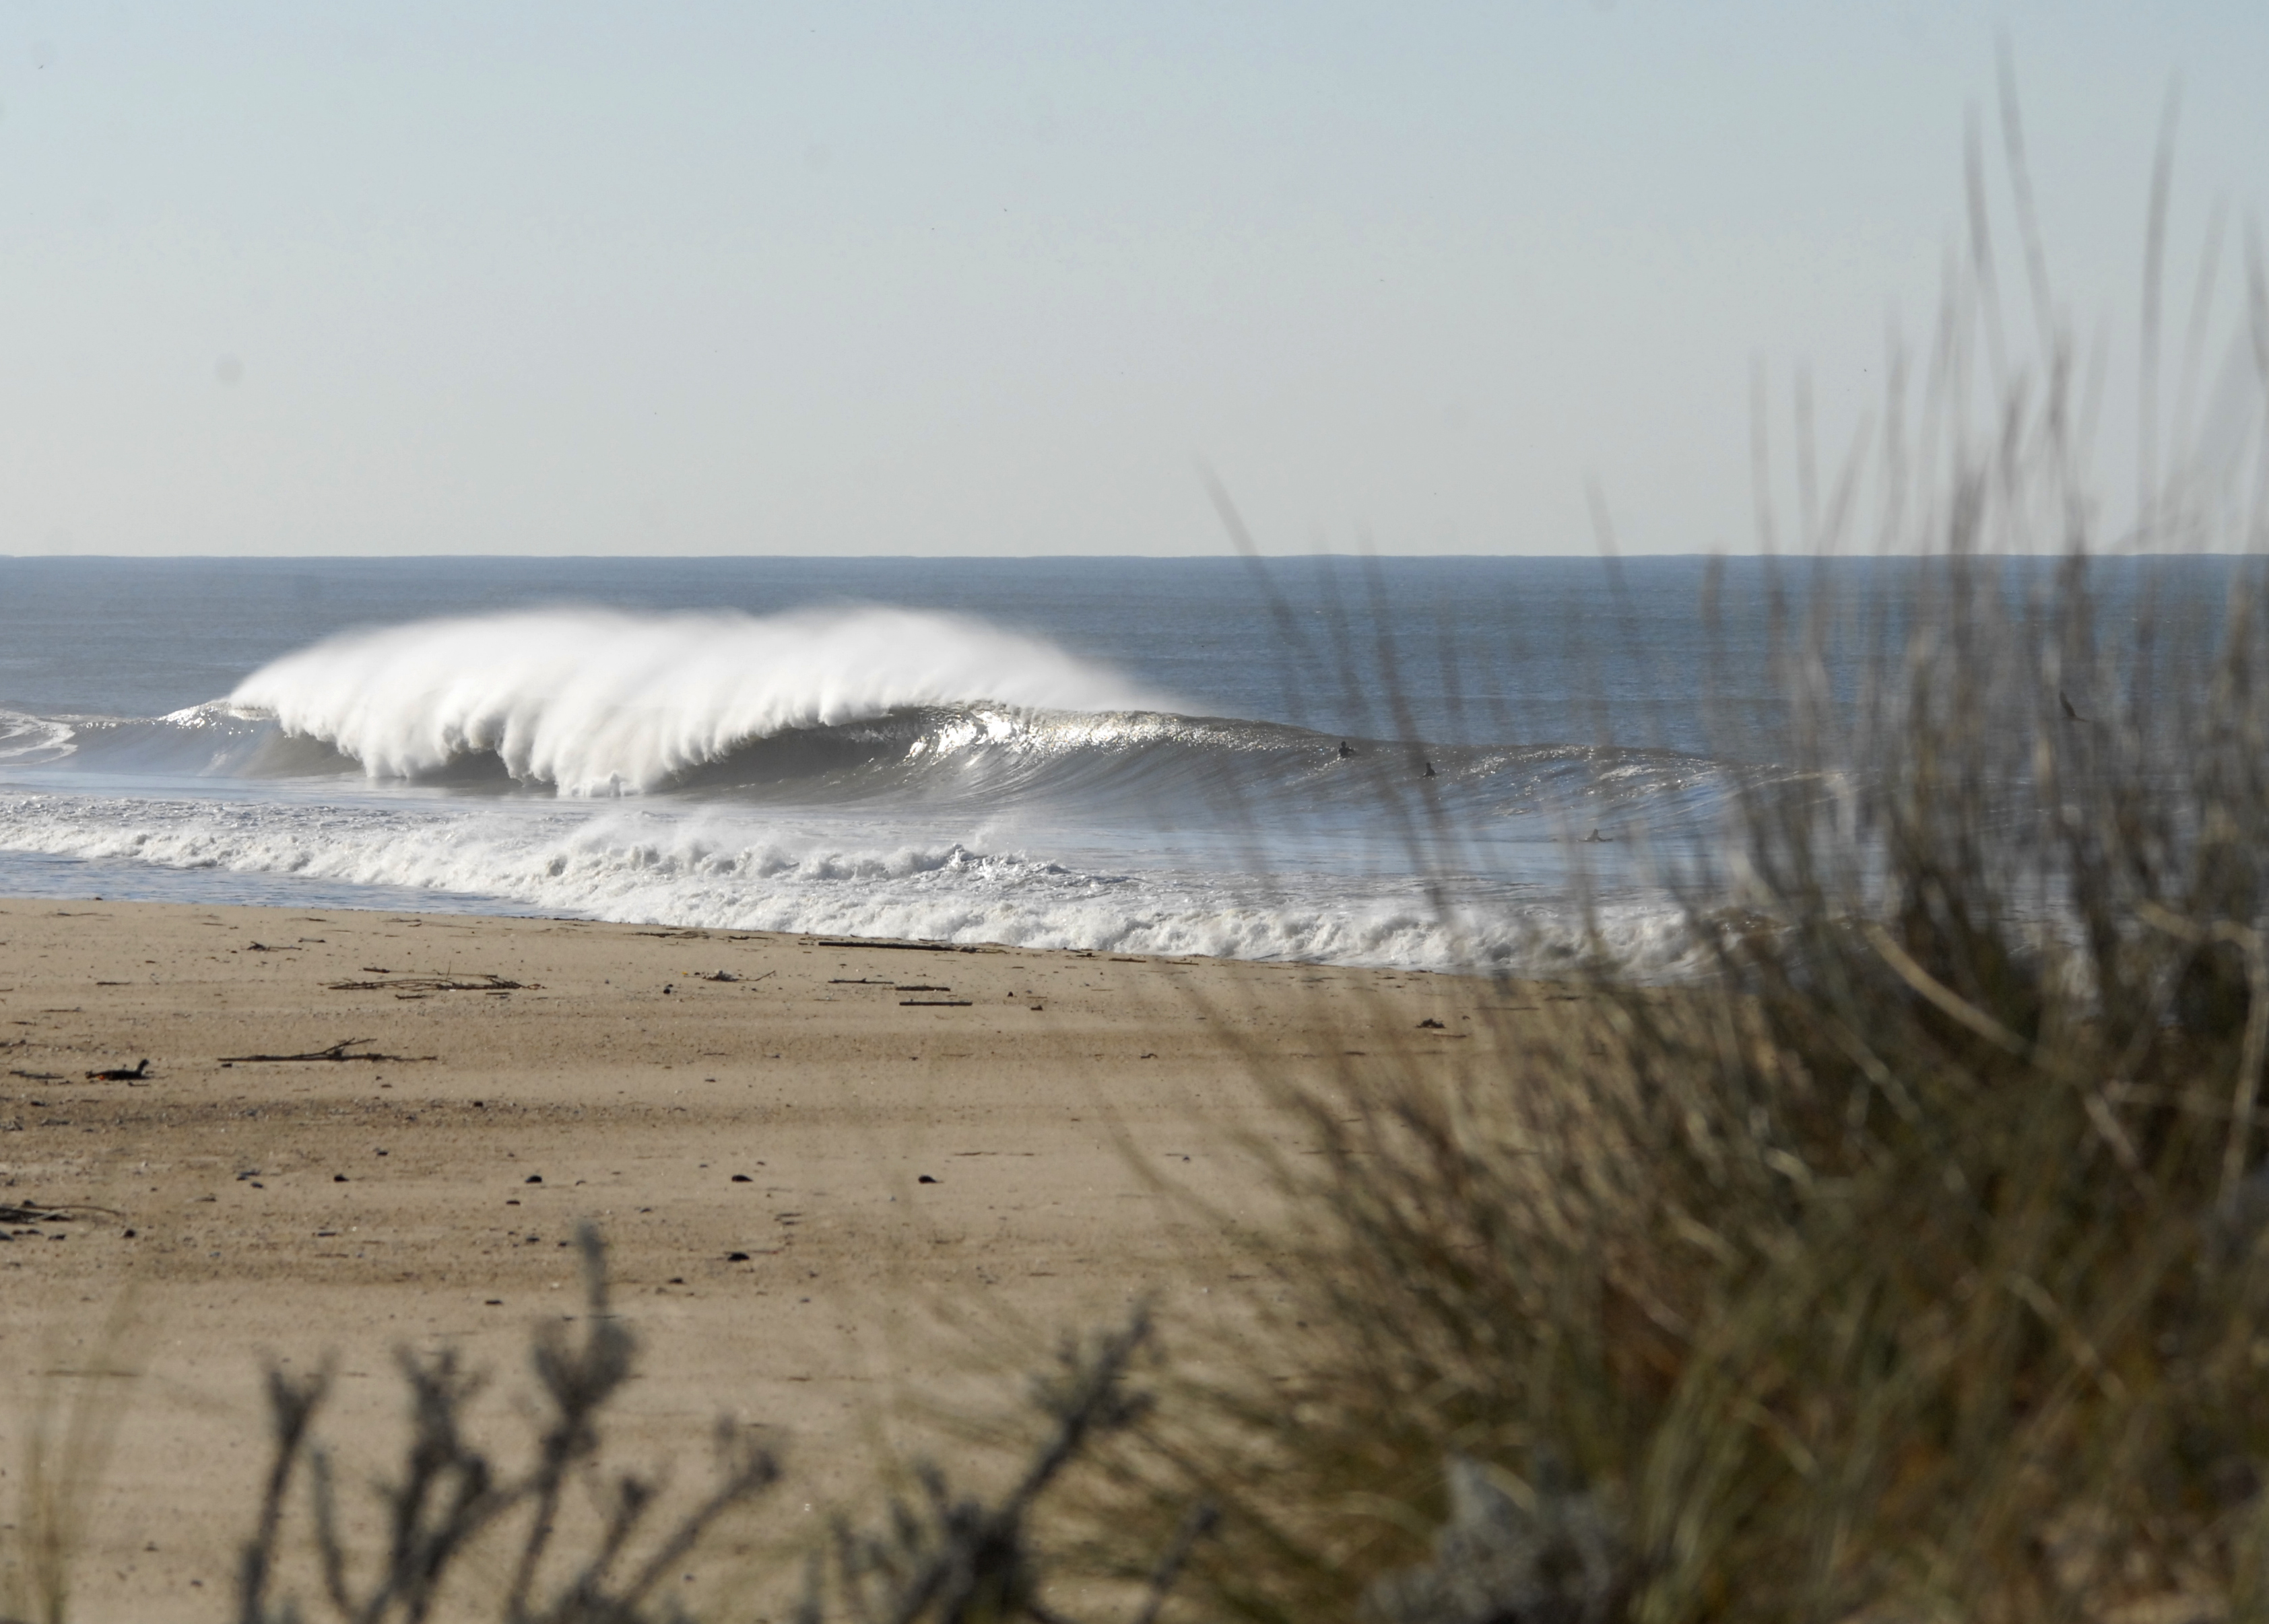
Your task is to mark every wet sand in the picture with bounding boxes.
[0,898,1494,1621]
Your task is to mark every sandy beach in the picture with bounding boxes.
[0,897,1495,1621]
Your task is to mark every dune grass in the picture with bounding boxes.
[1,1295,140,1624]
[1061,94,2269,1624]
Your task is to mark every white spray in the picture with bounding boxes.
[228,606,1161,794]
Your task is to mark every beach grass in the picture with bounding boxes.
[1058,101,2269,1624]
[1,1297,139,1624]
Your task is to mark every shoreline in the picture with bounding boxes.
[0,895,1509,1620]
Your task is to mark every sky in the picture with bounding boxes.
[0,2,2262,557]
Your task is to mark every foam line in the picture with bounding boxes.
[0,792,1711,976]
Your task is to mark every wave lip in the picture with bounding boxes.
[228,606,1165,796]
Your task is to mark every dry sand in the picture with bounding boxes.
[0,898,1497,1621]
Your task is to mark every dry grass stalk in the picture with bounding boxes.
[231,1233,1202,1624]
[234,1223,781,1624]
[0,1295,141,1624]
[1077,90,2269,1624]
[795,1310,1216,1624]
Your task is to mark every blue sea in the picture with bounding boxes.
[0,554,2227,974]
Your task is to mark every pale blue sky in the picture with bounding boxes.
[0,3,2261,555]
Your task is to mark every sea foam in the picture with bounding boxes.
[0,712,74,764]
[0,790,1707,976]
[228,606,1162,794]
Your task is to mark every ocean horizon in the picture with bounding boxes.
[0,552,2241,974]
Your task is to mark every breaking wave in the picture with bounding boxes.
[0,606,1731,831]
[0,603,1746,974]
[228,605,1165,794]
[36,696,1730,834]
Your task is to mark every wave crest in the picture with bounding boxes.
[228,606,1163,794]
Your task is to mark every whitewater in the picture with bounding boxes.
[228,606,1170,793]
[0,555,1788,974]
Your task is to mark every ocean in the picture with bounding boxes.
[0,554,2225,975]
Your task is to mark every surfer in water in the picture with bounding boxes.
[1422,760,1436,778]
[1583,827,1612,843]
[1337,741,1355,759]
